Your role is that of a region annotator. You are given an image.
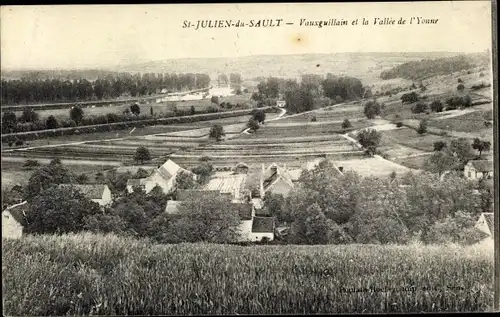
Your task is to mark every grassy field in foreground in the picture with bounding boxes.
[2,233,494,315]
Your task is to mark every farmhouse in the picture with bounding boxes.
[464,160,493,180]
[58,184,112,206]
[260,163,296,198]
[2,201,27,240]
[475,212,494,246]
[127,159,195,195]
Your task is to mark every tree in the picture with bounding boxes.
[46,115,59,129]
[417,119,427,135]
[430,100,444,112]
[130,103,141,115]
[288,203,346,245]
[23,159,40,170]
[84,211,128,235]
[357,128,382,155]
[26,161,72,199]
[433,141,447,152]
[76,173,89,183]
[341,119,352,129]
[134,146,151,164]
[363,100,381,119]
[457,84,465,92]
[2,111,17,133]
[449,138,474,167]
[251,109,266,123]
[190,105,196,115]
[70,106,84,124]
[175,170,197,190]
[247,118,260,132]
[425,151,460,176]
[412,102,428,114]
[24,186,102,234]
[209,124,225,141]
[20,108,39,123]
[263,192,285,221]
[472,138,491,157]
[401,92,419,104]
[150,106,154,116]
[211,95,220,106]
[171,192,242,243]
[134,168,151,179]
[191,162,213,184]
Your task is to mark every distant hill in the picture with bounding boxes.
[379,52,490,81]
[114,52,464,85]
[0,69,125,81]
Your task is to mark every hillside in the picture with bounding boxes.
[115,52,463,84]
[380,52,490,81]
[0,69,126,81]
[2,233,494,315]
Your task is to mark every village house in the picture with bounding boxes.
[260,163,296,198]
[2,201,28,240]
[127,159,196,195]
[58,184,113,207]
[475,212,494,246]
[464,160,493,180]
[233,162,250,175]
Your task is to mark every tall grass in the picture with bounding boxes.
[2,233,494,315]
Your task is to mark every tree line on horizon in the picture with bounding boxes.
[1,72,211,105]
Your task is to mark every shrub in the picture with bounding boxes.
[396,122,403,128]
[430,100,444,112]
[15,140,24,146]
[311,116,317,122]
[412,102,428,114]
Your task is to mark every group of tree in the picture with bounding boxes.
[251,74,366,114]
[356,128,382,155]
[426,137,490,175]
[1,73,211,105]
[262,160,491,245]
[1,101,223,134]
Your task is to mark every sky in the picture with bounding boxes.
[0,2,493,70]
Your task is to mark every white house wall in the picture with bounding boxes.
[2,211,23,240]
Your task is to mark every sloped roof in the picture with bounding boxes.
[157,159,192,181]
[252,216,275,233]
[127,178,147,187]
[233,203,253,221]
[468,160,493,172]
[234,162,249,169]
[262,164,295,191]
[176,189,221,201]
[58,184,108,200]
[3,200,28,223]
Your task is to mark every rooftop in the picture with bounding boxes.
[3,200,28,224]
[481,212,494,234]
[252,216,275,233]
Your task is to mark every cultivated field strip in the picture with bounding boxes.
[3,234,494,315]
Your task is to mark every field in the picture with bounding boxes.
[426,108,493,133]
[1,161,113,190]
[12,93,256,121]
[2,233,494,315]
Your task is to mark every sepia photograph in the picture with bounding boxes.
[1,1,498,315]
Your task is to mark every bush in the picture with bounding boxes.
[396,122,403,128]
[311,116,317,122]
[457,84,465,92]
[15,140,24,146]
[417,120,428,135]
[411,102,428,114]
[430,100,444,112]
